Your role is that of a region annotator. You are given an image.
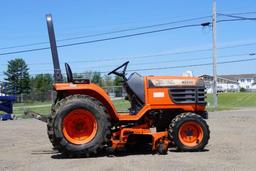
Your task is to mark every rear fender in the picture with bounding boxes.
[53,83,119,121]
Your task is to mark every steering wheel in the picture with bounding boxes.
[108,61,129,79]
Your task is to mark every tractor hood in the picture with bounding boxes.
[147,76,205,88]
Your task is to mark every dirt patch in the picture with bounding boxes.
[0,108,256,171]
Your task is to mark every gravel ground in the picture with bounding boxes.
[0,108,256,171]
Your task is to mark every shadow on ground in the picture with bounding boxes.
[48,147,210,159]
[50,146,157,159]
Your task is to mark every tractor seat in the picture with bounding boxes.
[126,72,145,103]
[65,63,90,84]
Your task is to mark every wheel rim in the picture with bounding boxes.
[178,121,203,147]
[62,109,97,145]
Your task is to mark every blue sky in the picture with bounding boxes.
[0,0,256,80]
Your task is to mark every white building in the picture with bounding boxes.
[200,74,256,93]
[200,75,240,93]
[221,74,256,91]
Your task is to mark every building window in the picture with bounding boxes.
[246,85,250,89]
[240,79,245,82]
[247,79,251,82]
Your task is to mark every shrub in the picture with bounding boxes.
[240,87,246,92]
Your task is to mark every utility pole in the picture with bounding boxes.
[212,0,218,110]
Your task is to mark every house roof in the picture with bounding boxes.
[220,74,256,81]
[199,75,239,84]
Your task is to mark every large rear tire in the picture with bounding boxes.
[169,113,210,152]
[47,103,61,150]
[47,95,111,157]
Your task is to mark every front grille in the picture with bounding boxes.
[169,87,206,104]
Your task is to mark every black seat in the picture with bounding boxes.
[126,72,145,103]
[65,63,90,84]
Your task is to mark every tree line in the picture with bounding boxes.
[3,58,123,99]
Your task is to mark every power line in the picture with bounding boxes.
[57,16,211,42]
[62,52,256,70]
[217,13,256,20]
[58,24,202,47]
[6,52,255,72]
[217,18,256,23]
[0,15,211,51]
[0,41,49,51]
[1,41,256,67]
[0,23,203,56]
[125,52,255,67]
[68,53,255,72]
[1,12,256,52]
[26,52,255,73]
[0,16,256,57]
[0,47,50,56]
[2,11,256,51]
[221,11,256,15]
[0,58,256,75]
[126,57,256,72]
[7,56,254,76]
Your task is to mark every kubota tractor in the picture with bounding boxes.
[46,14,210,157]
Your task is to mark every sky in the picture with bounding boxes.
[0,0,256,80]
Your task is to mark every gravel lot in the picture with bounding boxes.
[0,108,256,171]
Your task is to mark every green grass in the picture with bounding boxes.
[12,99,131,118]
[11,92,256,118]
[112,99,130,111]
[207,92,256,111]
[13,101,52,118]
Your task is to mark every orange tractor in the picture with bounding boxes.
[46,14,210,157]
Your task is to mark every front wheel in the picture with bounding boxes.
[169,113,210,152]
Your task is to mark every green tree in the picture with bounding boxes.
[82,71,93,80]
[91,72,103,86]
[113,76,123,86]
[240,87,246,92]
[30,74,53,101]
[30,74,53,93]
[73,71,103,86]
[4,58,30,94]
[103,75,113,87]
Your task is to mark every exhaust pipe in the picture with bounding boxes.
[46,14,63,83]
[27,14,63,123]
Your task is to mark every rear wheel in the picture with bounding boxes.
[47,102,61,150]
[48,95,112,157]
[62,109,98,145]
[169,113,210,152]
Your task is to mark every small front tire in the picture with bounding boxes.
[169,113,210,152]
[157,142,168,155]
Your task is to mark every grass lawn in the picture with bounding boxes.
[13,101,52,118]
[13,99,131,118]
[207,92,256,111]
[12,92,256,118]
